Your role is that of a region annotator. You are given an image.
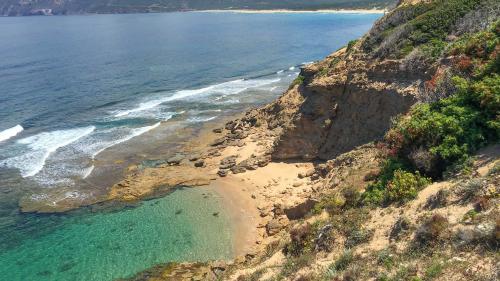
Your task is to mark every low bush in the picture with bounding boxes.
[424,260,444,280]
[333,250,354,272]
[425,189,450,209]
[415,214,449,245]
[279,253,314,278]
[386,170,430,203]
[285,222,315,256]
[291,75,305,87]
[390,216,412,241]
[342,186,361,209]
[363,166,429,205]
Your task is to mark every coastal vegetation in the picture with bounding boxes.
[363,20,499,206]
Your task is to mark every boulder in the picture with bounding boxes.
[298,169,315,179]
[212,128,223,133]
[167,154,184,165]
[238,155,271,170]
[189,154,201,161]
[284,199,319,220]
[231,165,246,174]
[194,160,205,168]
[210,137,226,146]
[266,219,283,236]
[217,169,229,177]
[220,155,238,169]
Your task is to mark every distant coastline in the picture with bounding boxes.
[0,8,388,17]
[194,8,387,14]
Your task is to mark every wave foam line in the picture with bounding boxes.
[91,122,161,159]
[1,126,95,178]
[115,77,280,117]
[0,125,24,143]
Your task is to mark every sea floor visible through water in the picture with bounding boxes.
[0,187,233,281]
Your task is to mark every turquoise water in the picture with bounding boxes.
[0,188,232,281]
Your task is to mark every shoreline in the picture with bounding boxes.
[193,8,387,14]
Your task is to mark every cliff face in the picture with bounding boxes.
[263,49,419,160]
[248,0,499,161]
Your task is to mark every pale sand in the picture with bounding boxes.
[207,178,261,257]
[193,9,387,14]
[200,127,315,257]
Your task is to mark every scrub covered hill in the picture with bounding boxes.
[0,0,395,16]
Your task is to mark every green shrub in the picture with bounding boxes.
[424,260,444,280]
[333,250,354,272]
[402,0,480,54]
[291,75,305,87]
[278,253,314,278]
[377,249,395,270]
[347,39,358,53]
[385,73,499,179]
[386,170,430,203]
[313,194,343,214]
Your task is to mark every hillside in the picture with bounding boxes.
[118,0,499,280]
[0,0,395,16]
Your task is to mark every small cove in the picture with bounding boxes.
[0,187,232,281]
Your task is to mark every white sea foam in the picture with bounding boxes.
[0,126,95,177]
[81,165,95,179]
[91,122,161,159]
[276,70,284,74]
[289,66,296,70]
[187,116,217,123]
[0,125,24,143]
[114,77,280,117]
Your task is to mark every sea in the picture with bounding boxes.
[0,11,381,281]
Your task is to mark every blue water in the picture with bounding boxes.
[0,11,380,281]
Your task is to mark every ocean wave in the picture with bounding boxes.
[187,116,217,123]
[0,125,24,143]
[90,122,161,159]
[114,77,280,117]
[0,126,95,178]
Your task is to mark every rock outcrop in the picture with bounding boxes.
[251,42,424,161]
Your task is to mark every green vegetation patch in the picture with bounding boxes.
[363,21,499,206]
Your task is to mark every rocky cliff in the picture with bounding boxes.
[244,0,499,161]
